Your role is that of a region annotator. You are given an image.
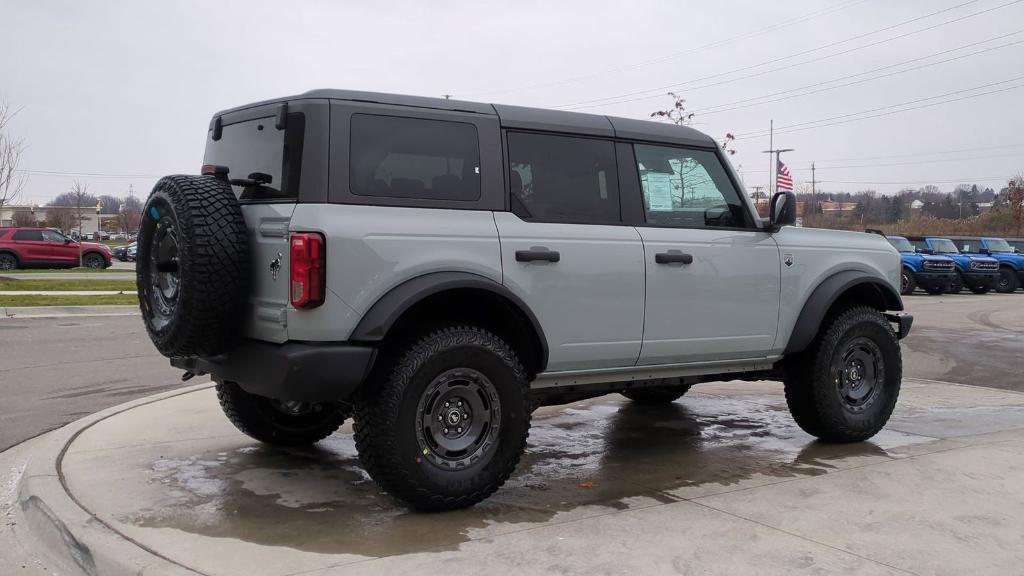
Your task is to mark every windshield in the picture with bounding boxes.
[888,237,913,252]
[985,238,1013,252]
[929,239,959,254]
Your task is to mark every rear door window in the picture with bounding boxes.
[349,114,481,201]
[506,132,620,224]
[12,230,43,241]
[204,113,305,201]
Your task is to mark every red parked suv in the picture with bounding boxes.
[0,227,112,270]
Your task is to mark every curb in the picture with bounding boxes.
[16,382,214,576]
[1,305,139,319]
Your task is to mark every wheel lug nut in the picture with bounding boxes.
[444,428,449,434]
[445,402,450,407]
[457,401,463,407]
[457,427,463,433]
[463,413,469,418]
[438,415,443,421]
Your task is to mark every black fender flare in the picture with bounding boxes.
[784,270,903,355]
[350,271,549,372]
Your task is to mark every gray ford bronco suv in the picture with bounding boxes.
[138,90,912,510]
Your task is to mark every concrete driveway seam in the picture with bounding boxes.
[17,381,214,576]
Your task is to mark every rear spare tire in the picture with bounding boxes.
[137,175,249,357]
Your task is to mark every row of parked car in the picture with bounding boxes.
[874,232,1024,295]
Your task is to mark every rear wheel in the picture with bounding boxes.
[784,307,901,442]
[899,268,916,295]
[0,253,17,271]
[996,267,1020,293]
[353,326,530,511]
[621,379,692,404]
[216,380,349,446]
[82,252,105,269]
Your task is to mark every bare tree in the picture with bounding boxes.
[116,194,142,235]
[46,208,76,234]
[68,180,91,237]
[11,210,37,227]
[0,100,27,208]
[1007,174,1024,238]
[651,93,737,156]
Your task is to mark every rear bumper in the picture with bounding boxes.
[171,339,376,401]
[914,271,955,290]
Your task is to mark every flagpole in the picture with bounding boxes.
[768,120,773,196]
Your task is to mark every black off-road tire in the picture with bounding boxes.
[621,379,692,404]
[899,268,916,295]
[784,307,902,443]
[0,253,17,271]
[137,175,249,357]
[922,284,945,295]
[948,273,964,294]
[82,252,106,269]
[996,267,1020,293]
[353,326,530,511]
[969,284,992,295]
[216,380,350,446]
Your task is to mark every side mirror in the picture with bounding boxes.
[979,248,990,255]
[64,239,72,244]
[769,191,797,228]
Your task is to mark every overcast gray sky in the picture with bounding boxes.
[3,0,1023,205]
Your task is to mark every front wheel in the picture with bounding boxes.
[996,268,1020,293]
[899,269,917,295]
[923,284,945,295]
[784,307,902,443]
[969,284,992,295]
[82,252,106,269]
[354,326,530,511]
[948,273,964,294]
[216,381,350,446]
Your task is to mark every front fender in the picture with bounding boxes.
[783,270,903,355]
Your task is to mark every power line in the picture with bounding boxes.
[692,32,1024,116]
[733,75,1024,140]
[557,0,1021,110]
[789,142,1024,164]
[816,176,1008,184]
[463,0,871,98]
[742,151,1024,172]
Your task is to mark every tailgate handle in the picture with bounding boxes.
[516,248,560,263]
[655,251,693,265]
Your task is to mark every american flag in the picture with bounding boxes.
[776,159,793,191]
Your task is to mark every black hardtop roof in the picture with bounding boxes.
[212,89,717,148]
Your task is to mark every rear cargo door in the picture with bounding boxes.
[203,101,323,343]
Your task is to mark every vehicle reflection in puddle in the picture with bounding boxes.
[129,393,910,557]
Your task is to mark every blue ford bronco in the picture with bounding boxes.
[952,237,1024,293]
[871,232,956,295]
[906,236,1000,294]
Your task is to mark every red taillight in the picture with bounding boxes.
[290,233,325,309]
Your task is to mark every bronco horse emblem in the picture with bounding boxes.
[270,253,282,281]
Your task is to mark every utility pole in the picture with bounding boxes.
[811,162,817,220]
[762,144,795,196]
[441,94,452,100]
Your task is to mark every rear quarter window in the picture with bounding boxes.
[349,114,481,201]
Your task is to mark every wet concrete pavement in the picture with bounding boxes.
[901,292,1024,391]
[58,377,1024,575]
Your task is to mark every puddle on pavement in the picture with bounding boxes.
[128,394,907,557]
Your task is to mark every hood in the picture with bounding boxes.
[81,241,111,252]
[920,253,954,263]
[966,254,999,264]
